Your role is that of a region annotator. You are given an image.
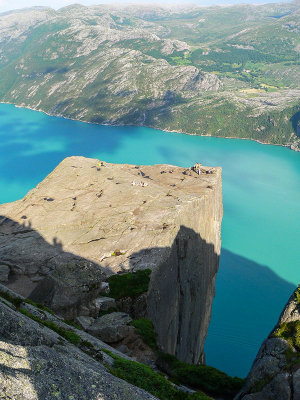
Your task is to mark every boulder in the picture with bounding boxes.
[88,312,133,343]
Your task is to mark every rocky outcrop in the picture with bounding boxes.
[0,284,157,400]
[0,156,222,365]
[235,287,300,400]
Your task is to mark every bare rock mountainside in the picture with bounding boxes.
[0,156,222,366]
[235,287,300,400]
[0,2,299,149]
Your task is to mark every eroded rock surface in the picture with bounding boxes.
[235,287,300,400]
[0,156,222,364]
[0,285,157,400]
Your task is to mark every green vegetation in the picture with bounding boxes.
[157,353,245,398]
[0,3,300,149]
[24,298,55,315]
[0,288,57,315]
[251,376,273,393]
[107,352,212,400]
[131,318,244,397]
[295,285,300,303]
[81,340,94,349]
[111,250,125,256]
[0,289,23,308]
[63,319,82,330]
[273,320,300,351]
[284,346,300,369]
[106,269,151,300]
[19,308,81,345]
[131,318,157,350]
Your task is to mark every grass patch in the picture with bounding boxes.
[0,289,23,308]
[24,298,55,315]
[273,320,300,351]
[106,269,151,300]
[131,318,157,350]
[63,319,82,330]
[295,285,300,303]
[157,353,245,397]
[19,308,81,345]
[111,250,125,256]
[285,347,300,369]
[81,340,94,349]
[107,353,212,400]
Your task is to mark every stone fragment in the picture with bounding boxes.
[100,281,110,294]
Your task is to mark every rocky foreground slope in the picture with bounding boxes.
[0,284,157,400]
[0,156,222,365]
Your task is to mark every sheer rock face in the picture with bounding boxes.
[235,288,300,400]
[0,156,222,364]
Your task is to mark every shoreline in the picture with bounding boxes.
[1,101,299,152]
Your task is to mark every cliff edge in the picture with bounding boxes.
[0,156,222,365]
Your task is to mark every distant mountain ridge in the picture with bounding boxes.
[0,1,299,149]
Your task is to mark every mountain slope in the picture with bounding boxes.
[0,2,299,149]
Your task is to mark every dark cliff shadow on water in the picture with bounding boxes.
[205,248,296,378]
[0,216,220,399]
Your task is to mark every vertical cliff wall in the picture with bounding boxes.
[147,173,222,364]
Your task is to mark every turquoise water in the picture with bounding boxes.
[0,103,299,377]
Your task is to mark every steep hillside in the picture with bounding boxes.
[0,2,299,148]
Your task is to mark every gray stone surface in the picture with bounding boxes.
[28,261,105,320]
[88,312,133,343]
[0,264,10,282]
[90,296,116,316]
[76,315,95,330]
[0,299,157,400]
[293,369,300,399]
[0,156,222,364]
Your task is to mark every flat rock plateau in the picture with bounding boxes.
[0,156,222,365]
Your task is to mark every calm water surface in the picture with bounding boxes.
[0,103,299,377]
